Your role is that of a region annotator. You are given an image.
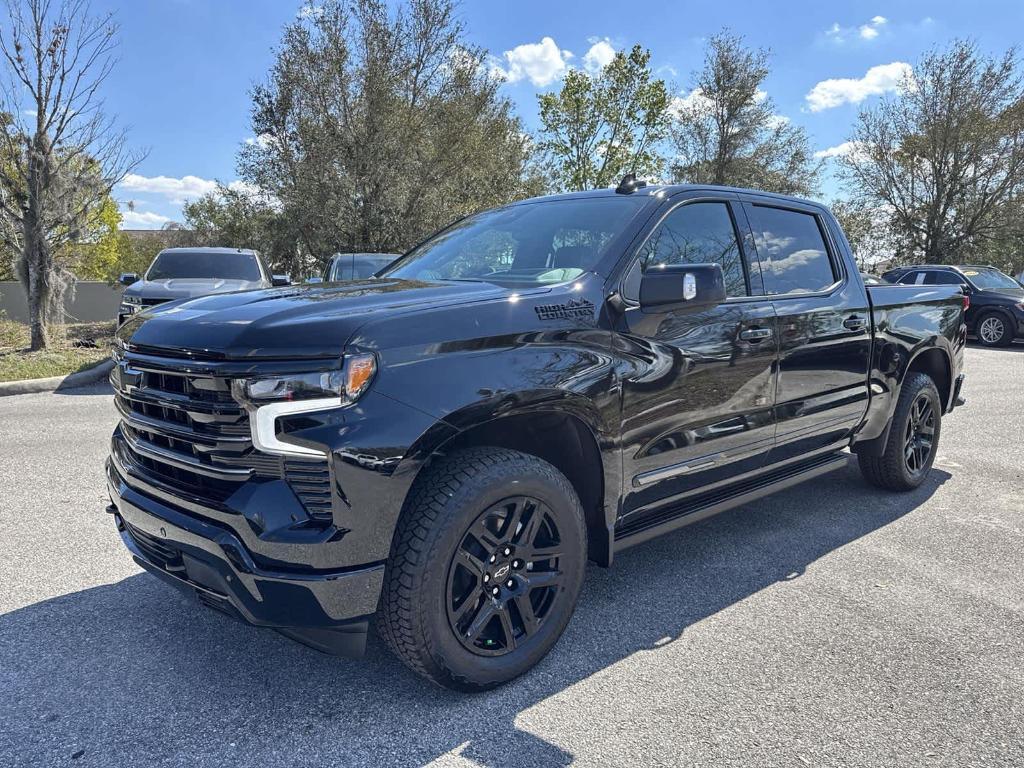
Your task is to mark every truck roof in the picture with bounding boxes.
[513,184,825,210]
[157,247,258,256]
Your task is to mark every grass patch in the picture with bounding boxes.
[0,318,116,383]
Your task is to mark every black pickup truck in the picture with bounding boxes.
[106,179,966,690]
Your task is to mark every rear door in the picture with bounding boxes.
[739,196,872,464]
[616,192,779,520]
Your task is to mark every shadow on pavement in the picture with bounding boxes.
[0,464,950,767]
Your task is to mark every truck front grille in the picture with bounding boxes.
[111,354,333,522]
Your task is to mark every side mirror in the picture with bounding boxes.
[118,272,139,286]
[272,274,291,287]
[959,283,973,294]
[639,263,726,313]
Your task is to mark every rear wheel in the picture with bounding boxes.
[377,447,586,691]
[858,372,942,491]
[977,312,1012,346]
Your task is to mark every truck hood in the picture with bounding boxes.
[124,278,264,301]
[119,278,510,360]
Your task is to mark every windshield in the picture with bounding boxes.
[147,251,262,281]
[382,197,649,287]
[961,268,1021,291]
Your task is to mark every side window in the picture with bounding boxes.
[635,201,748,297]
[930,271,963,286]
[746,205,837,295]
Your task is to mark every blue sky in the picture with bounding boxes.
[99,0,1024,228]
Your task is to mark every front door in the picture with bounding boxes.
[616,193,779,524]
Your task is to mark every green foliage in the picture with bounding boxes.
[201,0,542,279]
[66,196,133,282]
[670,31,821,196]
[538,45,670,191]
[840,40,1024,264]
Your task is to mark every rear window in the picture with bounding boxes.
[746,206,837,295]
[147,251,262,281]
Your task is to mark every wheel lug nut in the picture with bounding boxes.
[502,546,512,556]
[506,579,514,588]
[491,586,500,597]
[512,559,522,569]
[489,554,497,563]
[483,573,490,583]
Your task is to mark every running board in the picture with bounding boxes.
[613,451,852,552]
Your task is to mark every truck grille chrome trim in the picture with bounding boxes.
[111,353,336,522]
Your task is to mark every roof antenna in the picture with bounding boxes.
[615,173,647,194]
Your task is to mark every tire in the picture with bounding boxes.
[858,372,942,492]
[976,311,1013,347]
[377,447,587,691]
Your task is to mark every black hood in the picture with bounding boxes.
[978,286,1024,301]
[119,278,509,359]
[123,277,265,301]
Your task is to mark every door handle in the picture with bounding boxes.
[739,327,773,342]
[843,316,868,332]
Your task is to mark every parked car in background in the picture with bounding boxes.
[118,247,290,326]
[882,264,1024,346]
[860,272,883,285]
[106,179,966,690]
[323,252,402,282]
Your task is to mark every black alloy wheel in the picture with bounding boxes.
[446,496,564,655]
[903,393,936,475]
[378,447,586,690]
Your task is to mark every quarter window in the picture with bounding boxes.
[746,206,837,295]
[635,201,748,297]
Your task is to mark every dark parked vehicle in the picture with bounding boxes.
[882,264,1024,346]
[106,180,966,690]
[117,247,290,326]
[324,252,401,282]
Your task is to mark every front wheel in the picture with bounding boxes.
[858,372,942,492]
[377,447,587,691]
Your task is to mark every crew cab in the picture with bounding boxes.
[882,264,1024,346]
[105,180,967,690]
[117,247,289,326]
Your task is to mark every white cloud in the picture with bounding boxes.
[671,87,710,115]
[119,173,219,204]
[826,15,888,44]
[805,62,911,112]
[490,37,572,87]
[244,134,273,149]
[583,38,616,73]
[814,141,860,159]
[120,210,171,229]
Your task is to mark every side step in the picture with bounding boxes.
[614,451,852,552]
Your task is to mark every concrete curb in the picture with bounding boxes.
[0,358,114,396]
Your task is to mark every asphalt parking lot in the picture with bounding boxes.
[1,344,1022,767]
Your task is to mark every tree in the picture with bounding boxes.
[829,199,892,271]
[0,0,141,348]
[670,31,821,196]
[839,40,1024,264]
[183,184,304,275]
[537,45,670,191]
[220,0,539,279]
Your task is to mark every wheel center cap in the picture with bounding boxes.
[493,563,511,581]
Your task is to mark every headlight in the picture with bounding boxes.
[233,353,377,458]
[233,353,376,405]
[122,295,143,306]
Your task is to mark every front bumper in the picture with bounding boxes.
[106,461,384,655]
